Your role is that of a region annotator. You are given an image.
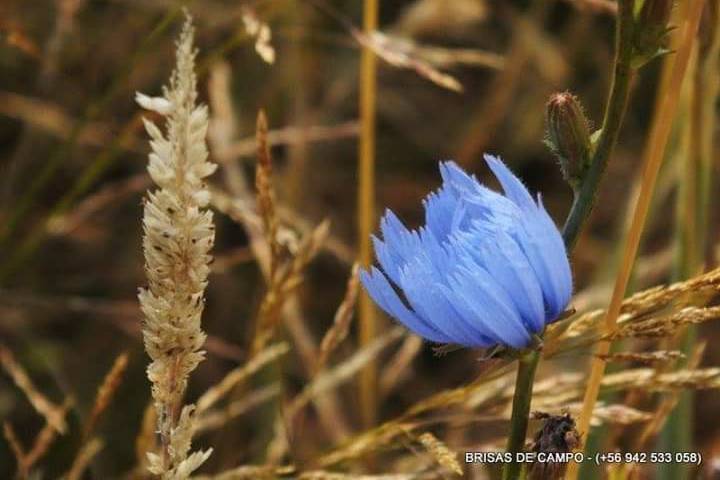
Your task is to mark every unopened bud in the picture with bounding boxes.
[544,92,592,191]
[633,0,674,68]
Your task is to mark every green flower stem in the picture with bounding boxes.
[502,348,540,480]
[562,0,637,251]
[503,3,638,478]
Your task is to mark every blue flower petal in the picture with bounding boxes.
[452,224,546,333]
[484,154,537,213]
[398,256,492,346]
[484,155,572,320]
[423,187,459,241]
[360,267,452,343]
[444,266,531,348]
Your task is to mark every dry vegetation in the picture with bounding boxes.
[2,1,720,479]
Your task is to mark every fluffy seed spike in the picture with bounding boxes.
[137,12,214,478]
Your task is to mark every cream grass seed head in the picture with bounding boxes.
[137,12,216,478]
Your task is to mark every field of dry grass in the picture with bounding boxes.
[2,1,720,479]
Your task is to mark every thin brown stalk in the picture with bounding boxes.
[379,335,424,397]
[225,121,359,159]
[266,327,405,463]
[64,438,104,480]
[252,219,330,354]
[317,263,360,371]
[634,343,706,449]
[24,397,73,469]
[358,0,379,431]
[195,383,282,433]
[196,342,289,413]
[3,397,73,479]
[4,422,28,479]
[0,344,67,433]
[256,109,282,276]
[83,352,129,440]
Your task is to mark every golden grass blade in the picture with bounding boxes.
[0,344,67,433]
[358,0,379,432]
[83,352,128,439]
[64,437,104,480]
[255,109,282,276]
[3,422,28,478]
[267,327,405,462]
[196,383,282,433]
[597,351,685,365]
[196,342,289,413]
[317,263,360,370]
[380,335,424,397]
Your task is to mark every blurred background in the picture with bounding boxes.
[1,0,720,478]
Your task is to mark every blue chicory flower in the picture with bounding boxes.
[360,155,573,349]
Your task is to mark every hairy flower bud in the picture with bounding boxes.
[544,92,592,191]
[633,0,674,67]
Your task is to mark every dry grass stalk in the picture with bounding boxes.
[601,367,720,391]
[196,342,289,413]
[267,327,405,462]
[590,404,653,426]
[216,158,345,444]
[318,421,418,468]
[47,173,149,236]
[416,432,463,476]
[255,110,281,276]
[597,350,686,364]
[83,352,129,439]
[575,0,710,441]
[252,219,330,354]
[379,335,424,396]
[212,246,254,273]
[207,61,248,198]
[195,382,282,433]
[3,422,28,478]
[136,14,215,477]
[608,306,720,339]
[298,473,432,480]
[3,397,73,478]
[317,263,360,370]
[191,464,295,480]
[64,437,104,480]
[358,0,379,431]
[225,121,358,159]
[350,29,463,92]
[0,344,67,433]
[0,91,142,152]
[634,343,706,449]
[546,267,720,350]
[290,326,403,417]
[403,45,504,71]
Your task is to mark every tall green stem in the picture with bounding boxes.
[502,349,540,480]
[562,0,636,251]
[503,3,637,479]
